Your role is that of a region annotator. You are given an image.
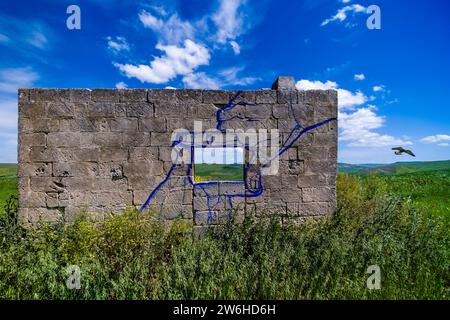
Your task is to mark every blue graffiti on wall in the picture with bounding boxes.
[140,91,337,223]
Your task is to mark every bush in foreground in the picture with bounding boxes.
[0,174,448,299]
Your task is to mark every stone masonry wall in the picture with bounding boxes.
[18,76,337,229]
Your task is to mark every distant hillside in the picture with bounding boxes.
[0,163,17,179]
[338,160,450,174]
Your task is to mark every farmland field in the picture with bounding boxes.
[194,163,244,182]
[0,163,17,213]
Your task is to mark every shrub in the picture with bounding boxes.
[0,175,448,299]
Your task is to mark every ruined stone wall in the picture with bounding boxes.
[18,77,337,229]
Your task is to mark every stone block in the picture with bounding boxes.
[91,89,121,102]
[123,161,163,177]
[118,89,147,102]
[93,132,122,147]
[99,147,128,162]
[53,162,99,177]
[19,102,46,118]
[150,132,171,147]
[19,133,46,147]
[126,102,153,117]
[73,147,100,161]
[277,90,298,104]
[298,173,327,188]
[123,132,151,147]
[229,90,256,104]
[202,90,229,104]
[138,118,166,132]
[255,90,277,103]
[19,163,52,177]
[129,147,159,161]
[47,132,80,147]
[154,101,188,117]
[20,118,59,133]
[302,187,335,203]
[272,76,296,90]
[175,89,203,103]
[147,89,176,102]
[88,102,116,117]
[47,103,74,118]
[108,118,138,132]
[245,104,272,119]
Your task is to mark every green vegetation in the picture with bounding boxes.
[0,172,448,299]
[0,163,17,214]
[338,160,450,174]
[0,161,448,299]
[362,170,450,218]
[194,163,243,182]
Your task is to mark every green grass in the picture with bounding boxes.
[0,163,448,299]
[194,163,243,182]
[362,170,450,218]
[339,160,450,174]
[0,163,18,214]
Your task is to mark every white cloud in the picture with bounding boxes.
[420,134,450,144]
[183,66,258,89]
[212,0,246,44]
[230,40,241,55]
[0,98,19,163]
[115,81,127,89]
[139,10,164,29]
[0,33,9,42]
[373,85,385,92]
[27,30,47,49]
[114,3,261,85]
[107,36,130,53]
[0,98,18,131]
[296,79,337,90]
[115,39,210,84]
[296,78,411,148]
[339,108,412,147]
[0,67,39,93]
[139,10,195,45]
[295,79,367,110]
[219,67,259,86]
[321,4,367,26]
[183,72,221,89]
[342,0,351,3]
[354,73,365,80]
[438,143,449,147]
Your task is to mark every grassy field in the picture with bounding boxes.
[194,163,243,182]
[338,160,450,174]
[362,170,450,217]
[0,163,17,213]
[0,161,448,299]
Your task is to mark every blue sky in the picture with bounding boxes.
[0,0,449,163]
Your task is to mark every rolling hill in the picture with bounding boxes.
[338,160,450,174]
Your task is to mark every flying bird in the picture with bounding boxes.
[392,147,415,157]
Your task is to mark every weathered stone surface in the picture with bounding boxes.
[255,90,277,104]
[138,118,166,132]
[202,90,229,104]
[126,102,153,118]
[118,89,147,102]
[272,76,296,90]
[18,78,337,226]
[302,187,335,203]
[19,163,52,177]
